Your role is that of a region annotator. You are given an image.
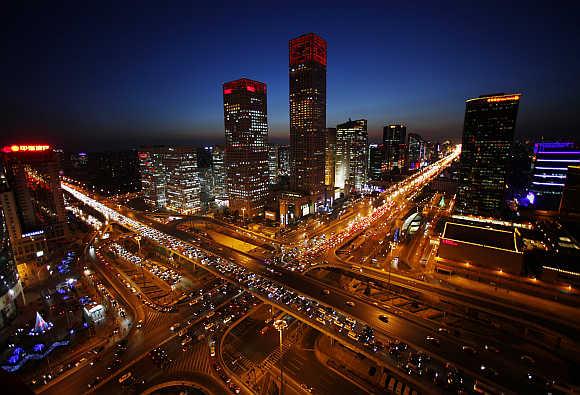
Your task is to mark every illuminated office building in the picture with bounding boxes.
[335,119,368,192]
[407,133,425,170]
[289,33,327,201]
[223,78,269,218]
[0,144,68,263]
[383,124,406,172]
[368,144,384,181]
[0,196,21,328]
[324,127,336,190]
[211,146,228,206]
[138,146,201,214]
[456,93,521,216]
[529,142,580,210]
[164,147,201,214]
[268,145,280,185]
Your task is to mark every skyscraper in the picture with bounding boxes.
[268,145,280,185]
[383,124,407,172]
[529,142,580,210]
[335,119,368,192]
[289,33,327,200]
[211,146,228,206]
[1,144,68,263]
[407,133,425,170]
[223,78,269,218]
[164,147,201,214]
[324,127,337,190]
[0,189,21,328]
[456,93,521,216]
[368,144,384,181]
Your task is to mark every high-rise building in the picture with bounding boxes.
[289,33,327,200]
[368,144,384,181]
[164,147,201,214]
[268,145,280,185]
[324,128,337,190]
[407,133,425,170]
[211,146,228,206]
[0,191,21,328]
[383,124,407,172]
[223,78,269,218]
[1,144,68,263]
[138,146,201,214]
[278,145,290,177]
[456,93,521,216]
[529,142,580,210]
[139,149,167,210]
[335,119,368,192]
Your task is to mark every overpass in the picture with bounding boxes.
[63,175,527,393]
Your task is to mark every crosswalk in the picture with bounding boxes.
[170,342,213,375]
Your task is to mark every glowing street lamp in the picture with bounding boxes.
[273,319,288,394]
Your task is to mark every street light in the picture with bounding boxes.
[273,319,288,394]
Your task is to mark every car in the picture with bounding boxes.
[484,344,499,353]
[170,323,181,331]
[300,383,314,392]
[345,301,355,307]
[87,376,102,388]
[437,327,449,335]
[461,345,477,355]
[135,320,143,329]
[521,355,535,365]
[425,336,440,346]
[378,315,389,323]
[322,289,330,295]
[118,372,132,384]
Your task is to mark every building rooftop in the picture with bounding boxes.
[442,222,519,252]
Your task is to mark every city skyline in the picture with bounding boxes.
[3,3,580,150]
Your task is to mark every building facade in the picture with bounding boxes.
[0,198,22,328]
[368,144,384,181]
[456,93,521,216]
[335,119,368,192]
[1,144,68,263]
[289,33,327,201]
[210,145,228,206]
[529,142,580,211]
[138,146,201,214]
[223,78,269,218]
[407,133,425,170]
[268,145,280,185]
[383,124,407,172]
[324,127,337,190]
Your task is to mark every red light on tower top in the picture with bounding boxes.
[289,33,327,67]
[223,78,266,95]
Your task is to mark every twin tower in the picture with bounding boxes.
[223,33,327,220]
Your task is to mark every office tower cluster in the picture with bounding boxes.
[138,146,201,214]
[456,93,521,216]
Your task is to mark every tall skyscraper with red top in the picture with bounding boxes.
[223,78,269,218]
[289,33,327,201]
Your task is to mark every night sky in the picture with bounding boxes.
[2,2,579,150]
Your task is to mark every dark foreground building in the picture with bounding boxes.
[456,93,521,216]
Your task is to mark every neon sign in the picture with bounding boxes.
[2,145,50,153]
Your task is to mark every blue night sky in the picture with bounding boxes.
[2,1,579,150]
